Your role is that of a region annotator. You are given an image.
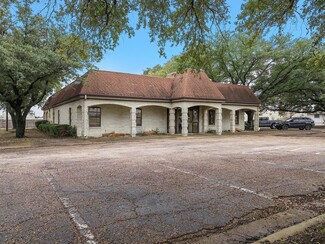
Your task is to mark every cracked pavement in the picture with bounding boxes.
[1,130,325,243]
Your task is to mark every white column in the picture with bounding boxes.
[216,109,222,135]
[254,108,259,131]
[239,111,245,130]
[230,110,235,133]
[82,99,88,137]
[169,108,175,134]
[130,107,137,137]
[181,106,188,136]
[203,109,208,133]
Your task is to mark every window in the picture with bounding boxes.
[89,107,101,127]
[69,108,72,125]
[208,110,215,125]
[58,110,60,124]
[235,111,239,125]
[136,108,142,126]
[314,114,320,118]
[52,110,55,123]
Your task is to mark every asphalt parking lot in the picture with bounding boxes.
[1,130,325,243]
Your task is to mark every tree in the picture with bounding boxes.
[142,57,191,77]
[143,33,325,112]
[256,42,325,112]
[0,0,94,138]
[237,0,324,45]
[50,0,323,62]
[59,0,229,58]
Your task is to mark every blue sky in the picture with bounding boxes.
[96,0,242,74]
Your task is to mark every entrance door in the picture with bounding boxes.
[188,107,199,133]
[175,107,200,134]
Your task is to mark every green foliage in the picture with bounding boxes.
[35,120,49,128]
[237,0,324,45]
[144,33,325,112]
[143,57,191,77]
[0,0,95,138]
[61,0,229,57]
[38,123,76,137]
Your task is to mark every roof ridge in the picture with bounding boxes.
[94,69,170,80]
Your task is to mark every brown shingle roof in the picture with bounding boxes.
[170,70,225,100]
[215,83,260,105]
[81,70,172,99]
[44,69,260,108]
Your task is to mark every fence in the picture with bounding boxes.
[0,119,39,129]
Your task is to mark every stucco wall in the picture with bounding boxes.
[44,98,259,137]
[139,106,168,134]
[86,105,169,137]
[87,105,130,137]
[222,109,231,131]
[45,101,81,126]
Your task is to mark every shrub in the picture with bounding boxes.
[37,123,76,137]
[35,120,49,128]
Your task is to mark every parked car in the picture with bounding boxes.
[275,117,315,130]
[259,117,282,129]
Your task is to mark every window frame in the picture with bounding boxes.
[69,107,72,125]
[208,110,215,125]
[88,107,101,127]
[235,111,239,125]
[136,108,142,126]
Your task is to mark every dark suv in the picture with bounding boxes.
[276,117,315,130]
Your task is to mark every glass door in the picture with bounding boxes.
[188,107,199,133]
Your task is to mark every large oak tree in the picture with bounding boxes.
[0,0,96,138]
[143,33,325,112]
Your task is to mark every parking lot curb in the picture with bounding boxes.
[253,213,325,243]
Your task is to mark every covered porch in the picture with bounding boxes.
[77,100,259,137]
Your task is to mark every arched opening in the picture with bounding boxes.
[136,105,170,134]
[222,108,232,131]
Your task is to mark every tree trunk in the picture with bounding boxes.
[9,111,17,129]
[15,112,27,138]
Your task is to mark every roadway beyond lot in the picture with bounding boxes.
[1,130,325,243]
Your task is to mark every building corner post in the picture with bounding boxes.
[169,108,175,134]
[254,108,260,132]
[130,107,137,137]
[181,106,188,136]
[203,109,208,133]
[82,95,88,137]
[230,110,235,133]
[216,108,222,135]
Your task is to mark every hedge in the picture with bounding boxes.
[38,123,77,137]
[35,120,49,128]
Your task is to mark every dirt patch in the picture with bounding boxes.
[272,222,325,244]
[0,129,84,150]
[275,187,325,215]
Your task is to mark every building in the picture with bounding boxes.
[42,69,261,137]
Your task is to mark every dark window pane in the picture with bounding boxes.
[69,108,72,125]
[136,108,142,126]
[209,110,215,125]
[235,111,239,125]
[89,107,101,127]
